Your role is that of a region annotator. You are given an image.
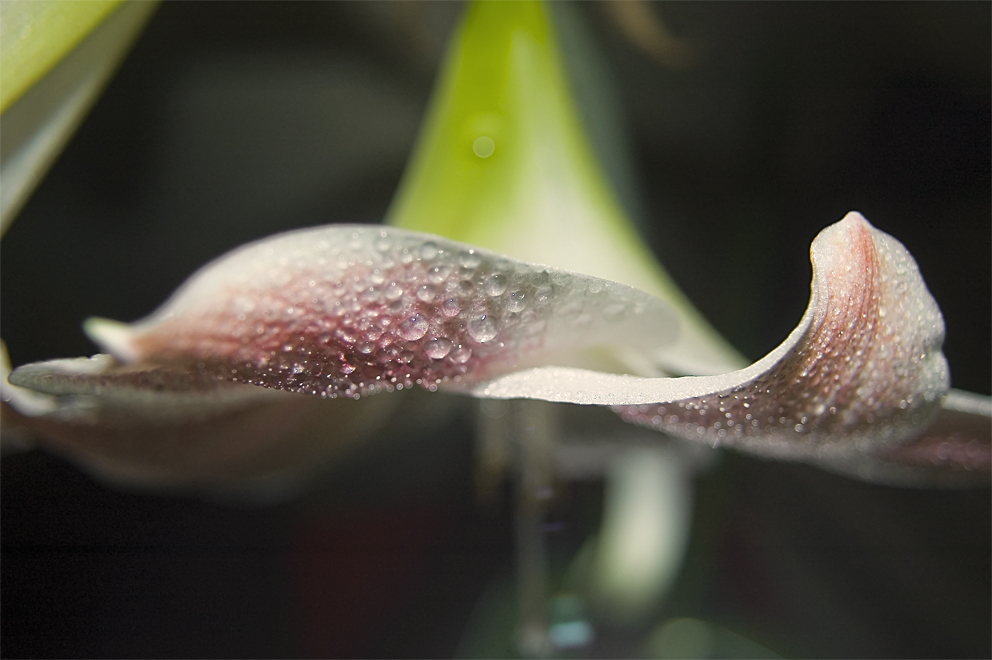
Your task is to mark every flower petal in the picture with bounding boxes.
[461,212,952,465]
[83,224,678,399]
[5,354,401,495]
[834,389,991,486]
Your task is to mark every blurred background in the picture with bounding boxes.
[2,2,989,657]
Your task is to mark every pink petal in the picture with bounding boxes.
[5,355,402,493]
[843,389,991,486]
[85,225,678,398]
[463,213,951,466]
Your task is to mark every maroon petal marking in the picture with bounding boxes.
[618,213,948,461]
[464,213,950,466]
[85,225,676,399]
[838,389,991,486]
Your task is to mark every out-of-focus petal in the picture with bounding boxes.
[833,389,991,486]
[5,355,399,496]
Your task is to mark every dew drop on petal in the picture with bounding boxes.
[468,316,498,343]
[398,314,429,341]
[425,338,453,360]
[484,273,508,297]
[428,264,452,284]
[417,284,438,303]
[450,346,473,363]
[420,242,439,260]
[507,291,527,312]
[441,298,461,317]
[374,233,392,252]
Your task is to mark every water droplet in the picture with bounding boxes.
[340,362,356,374]
[398,314,429,341]
[468,316,497,343]
[357,342,374,354]
[473,136,495,158]
[441,298,461,317]
[417,284,438,303]
[291,363,305,374]
[460,251,482,269]
[374,233,393,252]
[484,273,507,297]
[450,346,472,363]
[534,285,554,303]
[370,270,385,285]
[385,282,404,301]
[507,291,527,312]
[420,242,439,260]
[425,338,453,359]
[428,264,452,284]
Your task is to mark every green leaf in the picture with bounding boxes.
[386,0,745,376]
[0,0,123,112]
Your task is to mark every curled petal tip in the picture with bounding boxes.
[470,213,950,470]
[84,317,138,363]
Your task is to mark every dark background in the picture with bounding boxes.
[2,2,989,658]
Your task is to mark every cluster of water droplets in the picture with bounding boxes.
[618,216,947,460]
[132,226,577,399]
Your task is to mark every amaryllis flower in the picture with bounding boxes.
[5,209,988,488]
[3,2,986,492]
[1,2,988,657]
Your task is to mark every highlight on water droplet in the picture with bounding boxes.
[472,136,495,158]
[416,284,438,303]
[398,314,429,341]
[468,315,498,343]
[420,242,439,260]
[425,338,454,360]
[450,346,473,364]
[484,273,507,297]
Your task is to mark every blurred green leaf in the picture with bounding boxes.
[0,0,122,112]
[0,1,158,232]
[387,0,745,376]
